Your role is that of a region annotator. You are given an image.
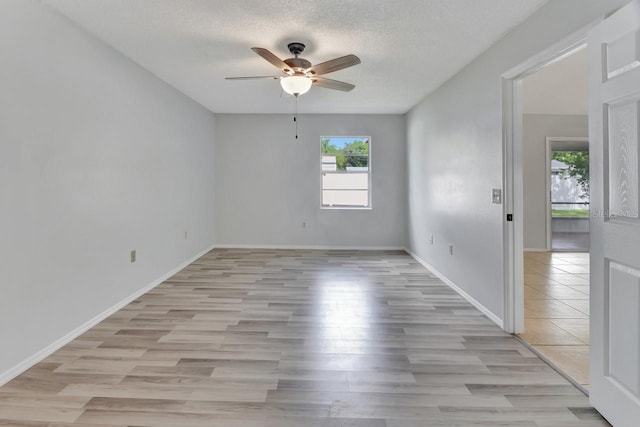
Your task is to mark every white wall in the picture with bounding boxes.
[214,114,405,248]
[0,0,216,379]
[406,0,627,322]
[523,47,588,115]
[523,114,588,249]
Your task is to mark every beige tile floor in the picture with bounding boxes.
[519,251,590,387]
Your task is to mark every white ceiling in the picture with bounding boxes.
[523,47,588,115]
[43,0,548,114]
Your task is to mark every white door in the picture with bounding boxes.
[589,1,640,425]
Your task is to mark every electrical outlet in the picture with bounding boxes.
[448,244,453,255]
[130,250,136,263]
[302,221,307,228]
[429,235,434,244]
[184,231,188,240]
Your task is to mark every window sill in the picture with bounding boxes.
[321,206,372,210]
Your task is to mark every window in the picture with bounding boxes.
[321,136,370,208]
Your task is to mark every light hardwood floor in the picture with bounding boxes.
[520,252,590,388]
[0,249,607,426]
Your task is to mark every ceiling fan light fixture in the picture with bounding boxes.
[280,75,312,96]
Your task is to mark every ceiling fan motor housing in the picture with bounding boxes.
[284,57,312,73]
[284,43,311,73]
[287,42,306,55]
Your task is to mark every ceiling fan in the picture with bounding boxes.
[226,42,361,96]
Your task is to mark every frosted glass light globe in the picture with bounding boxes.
[280,76,312,96]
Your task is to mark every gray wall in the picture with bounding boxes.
[214,114,406,248]
[0,0,216,378]
[523,114,588,249]
[406,0,626,323]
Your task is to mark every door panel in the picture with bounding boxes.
[606,30,640,79]
[607,261,640,395]
[589,1,640,425]
[608,99,639,219]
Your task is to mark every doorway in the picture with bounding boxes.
[504,3,640,423]
[547,138,590,251]
[502,36,591,390]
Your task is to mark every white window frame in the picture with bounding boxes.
[320,136,372,210]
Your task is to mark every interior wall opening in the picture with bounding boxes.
[518,46,591,391]
[548,139,590,251]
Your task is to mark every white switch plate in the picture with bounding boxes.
[492,189,502,204]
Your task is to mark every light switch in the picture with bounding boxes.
[492,189,502,204]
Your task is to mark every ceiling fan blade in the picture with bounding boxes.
[308,54,361,76]
[312,77,355,92]
[225,76,280,80]
[251,47,290,71]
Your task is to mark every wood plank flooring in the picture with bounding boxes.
[0,249,609,426]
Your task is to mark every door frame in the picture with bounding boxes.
[501,26,594,334]
[545,137,590,252]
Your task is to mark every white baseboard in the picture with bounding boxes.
[404,248,504,329]
[524,247,550,252]
[215,243,406,251]
[0,244,216,387]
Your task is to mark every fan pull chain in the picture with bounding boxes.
[294,95,298,140]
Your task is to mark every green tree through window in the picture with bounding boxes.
[321,137,369,171]
[552,151,589,197]
[321,137,370,208]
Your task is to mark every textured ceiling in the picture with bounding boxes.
[42,0,548,114]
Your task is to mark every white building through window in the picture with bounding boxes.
[321,136,370,208]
